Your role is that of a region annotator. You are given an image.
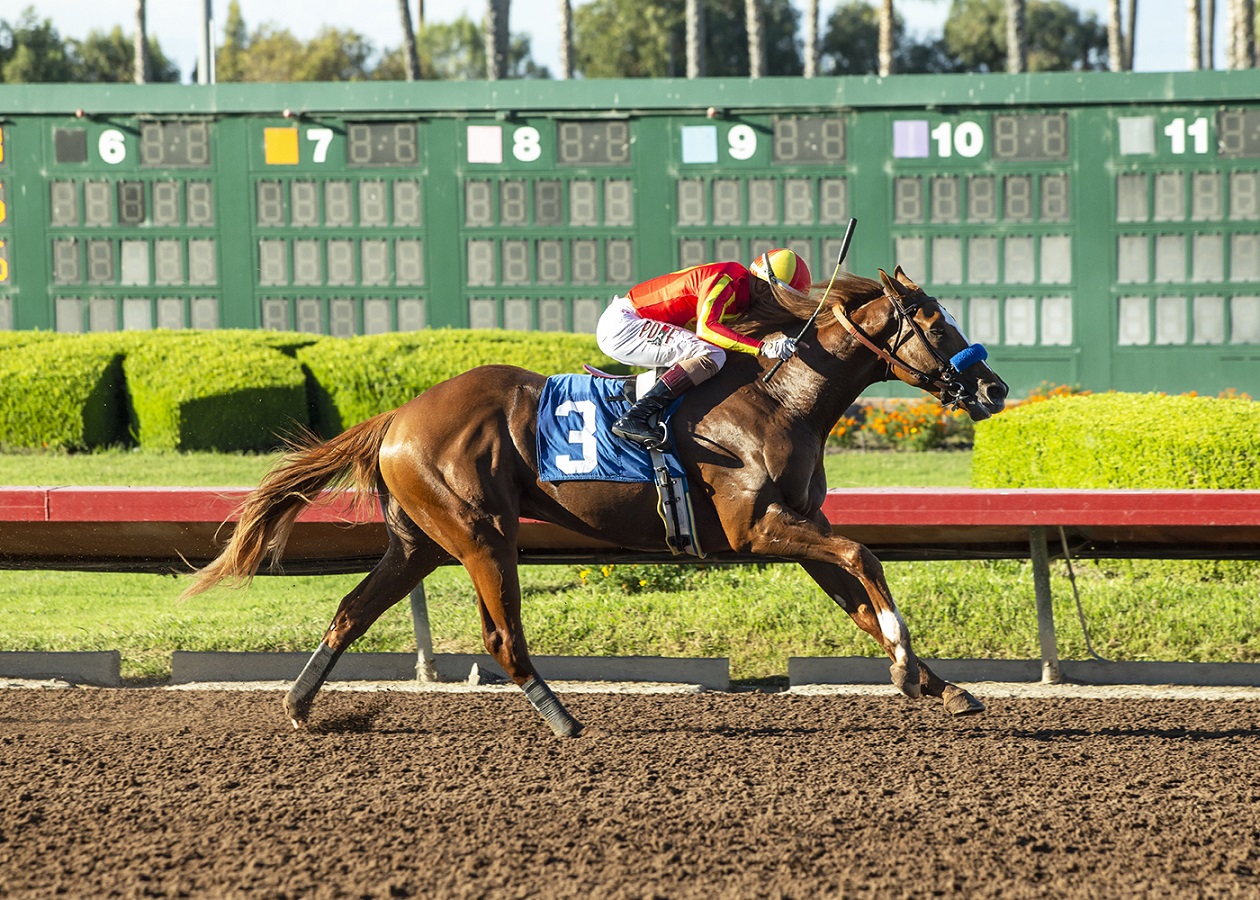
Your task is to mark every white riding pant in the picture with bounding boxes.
[596,297,727,370]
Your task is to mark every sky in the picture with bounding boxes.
[21,0,1230,81]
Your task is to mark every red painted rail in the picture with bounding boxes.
[1,486,1258,573]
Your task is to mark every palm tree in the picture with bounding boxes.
[877,0,893,75]
[1205,0,1215,66]
[686,0,706,78]
[397,0,421,79]
[1188,0,1202,68]
[485,0,510,79]
[1240,0,1256,66]
[746,0,765,77]
[1228,0,1245,66]
[804,0,819,77]
[558,0,574,79]
[1124,0,1137,68]
[417,0,428,79]
[133,0,150,83]
[1006,0,1027,72]
[1108,0,1124,70]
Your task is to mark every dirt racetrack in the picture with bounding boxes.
[2,686,1259,899]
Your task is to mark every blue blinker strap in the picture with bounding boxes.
[949,343,988,373]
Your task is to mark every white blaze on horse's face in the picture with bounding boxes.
[937,302,971,345]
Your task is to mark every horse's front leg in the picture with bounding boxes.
[743,505,982,715]
[795,546,922,700]
[799,559,984,716]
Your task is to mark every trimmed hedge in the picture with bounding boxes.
[297,330,622,433]
[971,392,1260,489]
[0,331,60,351]
[0,340,126,450]
[123,333,308,452]
[0,329,621,450]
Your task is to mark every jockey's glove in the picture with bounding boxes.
[760,336,798,360]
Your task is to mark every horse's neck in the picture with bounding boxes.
[762,327,887,431]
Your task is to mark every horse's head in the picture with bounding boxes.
[836,267,1008,421]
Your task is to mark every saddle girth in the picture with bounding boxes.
[635,370,704,559]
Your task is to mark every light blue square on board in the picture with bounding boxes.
[681,125,719,164]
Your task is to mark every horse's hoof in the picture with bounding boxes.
[284,694,312,729]
[550,717,584,738]
[890,661,922,699]
[943,686,985,716]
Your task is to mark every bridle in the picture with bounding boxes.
[833,288,989,411]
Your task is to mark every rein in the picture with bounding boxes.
[834,290,988,410]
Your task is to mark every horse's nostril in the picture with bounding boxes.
[978,381,1008,412]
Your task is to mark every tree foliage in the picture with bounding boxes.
[75,26,180,83]
[376,15,548,81]
[2,0,1113,83]
[942,0,1108,72]
[215,3,377,82]
[1,10,75,82]
[0,7,177,83]
[821,0,958,74]
[573,0,682,77]
[1,1,543,83]
[574,0,802,78]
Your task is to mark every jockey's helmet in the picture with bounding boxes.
[750,248,812,295]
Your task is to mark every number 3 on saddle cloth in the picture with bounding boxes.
[535,374,704,557]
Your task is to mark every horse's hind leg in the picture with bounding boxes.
[800,558,984,716]
[460,542,582,738]
[285,508,449,728]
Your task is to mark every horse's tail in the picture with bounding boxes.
[182,408,400,599]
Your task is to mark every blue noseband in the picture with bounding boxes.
[949,343,988,373]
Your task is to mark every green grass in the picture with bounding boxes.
[0,447,279,487]
[0,445,965,489]
[2,447,1257,682]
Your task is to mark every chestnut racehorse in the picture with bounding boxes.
[185,267,1009,736]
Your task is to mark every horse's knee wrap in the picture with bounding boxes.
[523,676,583,738]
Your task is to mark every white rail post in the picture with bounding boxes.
[409,582,439,682]
[1029,527,1061,684]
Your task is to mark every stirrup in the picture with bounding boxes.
[612,419,671,451]
[641,424,672,452]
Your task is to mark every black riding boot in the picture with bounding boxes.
[612,380,677,450]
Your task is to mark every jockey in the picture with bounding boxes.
[596,248,813,449]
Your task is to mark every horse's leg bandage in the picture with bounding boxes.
[523,676,583,738]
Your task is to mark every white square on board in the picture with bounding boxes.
[467,125,503,164]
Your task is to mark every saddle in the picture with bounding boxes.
[582,365,704,558]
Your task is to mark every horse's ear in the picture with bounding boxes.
[893,265,920,291]
[876,264,907,296]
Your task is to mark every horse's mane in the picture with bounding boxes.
[733,272,886,338]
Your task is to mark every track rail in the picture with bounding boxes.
[1,486,1258,573]
[2,485,1257,685]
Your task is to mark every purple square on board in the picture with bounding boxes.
[893,120,930,159]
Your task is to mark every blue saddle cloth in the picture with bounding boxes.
[536,374,685,484]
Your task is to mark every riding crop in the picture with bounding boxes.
[763,217,858,383]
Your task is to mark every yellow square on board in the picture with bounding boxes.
[264,128,299,165]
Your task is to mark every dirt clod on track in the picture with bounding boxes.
[2,687,1259,898]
